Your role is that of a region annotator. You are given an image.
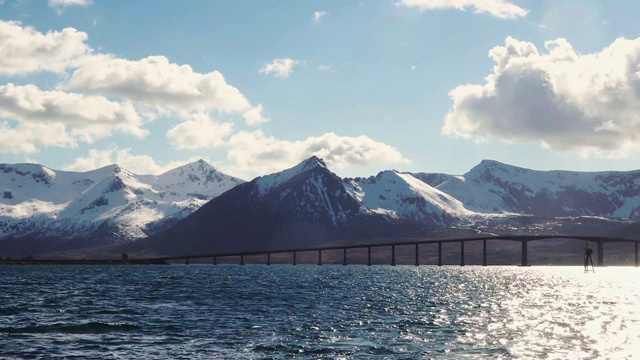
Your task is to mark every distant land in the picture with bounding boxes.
[2,157,640,264]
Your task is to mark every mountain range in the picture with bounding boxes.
[2,157,639,257]
[0,160,243,255]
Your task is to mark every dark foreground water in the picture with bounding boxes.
[1,265,639,359]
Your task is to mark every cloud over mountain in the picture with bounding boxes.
[226,131,408,178]
[64,146,206,175]
[167,113,234,150]
[443,36,640,158]
[0,19,407,178]
[0,83,145,151]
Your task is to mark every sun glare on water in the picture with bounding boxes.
[468,267,640,359]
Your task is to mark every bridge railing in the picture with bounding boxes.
[150,235,640,267]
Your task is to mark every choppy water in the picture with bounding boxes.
[1,265,639,359]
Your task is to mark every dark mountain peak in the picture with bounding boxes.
[253,156,331,195]
[300,155,327,171]
[142,156,363,256]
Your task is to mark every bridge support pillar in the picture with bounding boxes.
[415,244,419,266]
[521,241,528,267]
[318,250,322,266]
[483,239,487,266]
[293,251,297,266]
[636,242,638,267]
[343,248,347,266]
[213,256,217,265]
[460,241,465,266]
[240,255,244,265]
[367,247,372,266]
[392,245,396,266]
[438,242,442,266]
[267,253,271,266]
[597,242,604,267]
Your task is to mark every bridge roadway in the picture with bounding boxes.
[145,235,640,267]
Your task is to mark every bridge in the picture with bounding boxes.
[146,235,640,267]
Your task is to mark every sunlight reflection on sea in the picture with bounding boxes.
[0,265,638,359]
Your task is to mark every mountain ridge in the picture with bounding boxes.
[0,160,244,255]
[3,157,640,257]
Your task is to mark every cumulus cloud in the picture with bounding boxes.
[0,122,75,154]
[259,58,301,78]
[226,131,408,178]
[49,0,91,7]
[0,20,90,75]
[313,11,328,22]
[0,83,145,151]
[64,55,255,114]
[64,147,204,175]
[166,113,234,150]
[397,0,528,19]
[443,36,640,158]
[242,104,268,126]
[0,21,267,156]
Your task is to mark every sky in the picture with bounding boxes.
[2,0,640,180]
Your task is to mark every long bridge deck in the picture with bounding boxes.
[152,234,640,267]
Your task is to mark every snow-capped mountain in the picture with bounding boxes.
[134,156,367,255]
[5,156,640,257]
[435,160,640,218]
[345,170,472,224]
[132,157,640,257]
[406,172,454,188]
[0,160,243,254]
[134,157,486,256]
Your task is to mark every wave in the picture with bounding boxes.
[0,321,141,334]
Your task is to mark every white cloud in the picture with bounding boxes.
[0,122,75,154]
[259,58,301,78]
[0,20,90,75]
[64,147,204,175]
[313,11,328,22]
[0,21,269,156]
[166,113,234,150]
[242,104,269,126]
[64,55,255,115]
[49,0,91,7]
[443,36,640,158]
[226,131,408,179]
[0,83,145,151]
[397,0,528,19]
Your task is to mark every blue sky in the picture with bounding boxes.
[1,0,640,179]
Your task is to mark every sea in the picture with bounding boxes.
[1,265,638,359]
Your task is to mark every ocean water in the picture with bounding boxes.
[0,265,639,359]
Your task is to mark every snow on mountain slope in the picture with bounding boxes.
[253,156,359,227]
[436,160,640,218]
[0,160,244,243]
[407,172,454,188]
[345,170,474,224]
[254,156,328,196]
